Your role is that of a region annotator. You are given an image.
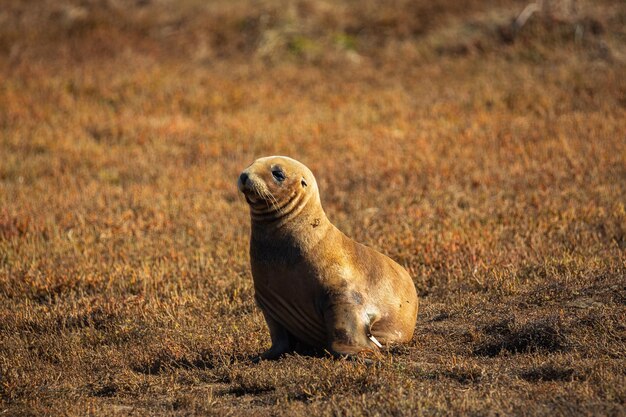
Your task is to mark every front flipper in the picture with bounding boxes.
[255,309,297,361]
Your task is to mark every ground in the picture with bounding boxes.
[0,0,625,415]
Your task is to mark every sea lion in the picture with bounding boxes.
[238,156,418,359]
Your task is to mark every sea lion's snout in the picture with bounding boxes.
[239,172,249,185]
[237,170,255,203]
[238,171,249,193]
[238,168,265,205]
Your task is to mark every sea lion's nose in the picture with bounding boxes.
[239,172,249,185]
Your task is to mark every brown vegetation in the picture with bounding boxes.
[1,0,625,415]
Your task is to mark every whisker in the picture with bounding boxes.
[260,188,273,210]
[266,189,283,215]
[252,184,269,209]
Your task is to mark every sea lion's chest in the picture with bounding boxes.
[250,239,327,345]
[250,244,319,306]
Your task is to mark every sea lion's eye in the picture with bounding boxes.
[272,169,286,182]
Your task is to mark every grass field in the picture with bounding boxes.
[1,0,625,415]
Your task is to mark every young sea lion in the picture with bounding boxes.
[238,156,418,359]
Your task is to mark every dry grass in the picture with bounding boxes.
[1,0,625,415]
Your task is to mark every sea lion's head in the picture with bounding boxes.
[238,156,319,221]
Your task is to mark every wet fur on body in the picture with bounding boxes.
[238,156,418,359]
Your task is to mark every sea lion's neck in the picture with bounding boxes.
[250,192,332,250]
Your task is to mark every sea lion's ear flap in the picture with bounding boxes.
[301,178,308,187]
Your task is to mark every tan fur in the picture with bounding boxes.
[238,156,418,358]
